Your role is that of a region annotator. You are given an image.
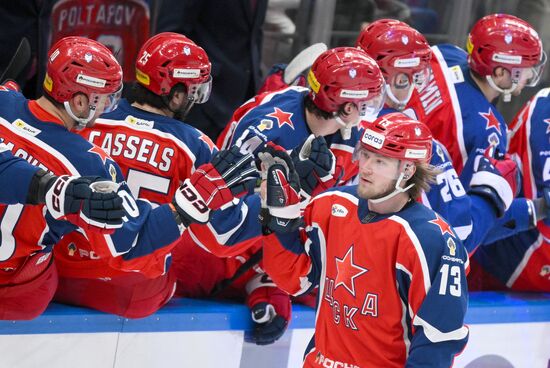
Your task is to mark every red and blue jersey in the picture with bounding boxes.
[0,90,181,281]
[263,186,469,367]
[0,142,39,204]
[217,87,361,183]
[408,44,508,188]
[476,88,550,291]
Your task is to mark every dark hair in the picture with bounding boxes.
[407,161,439,200]
[303,94,348,120]
[42,91,65,108]
[130,82,187,109]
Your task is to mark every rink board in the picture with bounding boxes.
[0,292,548,367]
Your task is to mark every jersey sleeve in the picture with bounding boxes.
[0,144,39,204]
[263,197,327,296]
[398,218,469,367]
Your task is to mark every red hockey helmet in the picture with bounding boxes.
[356,19,432,108]
[307,47,385,120]
[135,32,212,103]
[467,14,545,86]
[357,112,432,163]
[45,36,122,104]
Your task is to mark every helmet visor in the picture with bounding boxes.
[102,85,123,114]
[188,76,212,104]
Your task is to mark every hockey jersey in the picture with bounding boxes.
[263,186,469,367]
[0,142,38,204]
[407,44,508,188]
[476,88,550,291]
[55,98,217,279]
[0,90,181,281]
[217,86,361,183]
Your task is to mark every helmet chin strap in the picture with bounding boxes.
[486,75,518,103]
[63,101,96,130]
[385,84,413,111]
[369,172,414,204]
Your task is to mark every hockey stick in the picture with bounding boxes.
[283,42,327,85]
[0,37,31,84]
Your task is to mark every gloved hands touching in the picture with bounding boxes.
[291,134,343,201]
[257,142,302,233]
[246,273,292,345]
[172,146,258,226]
[28,170,125,234]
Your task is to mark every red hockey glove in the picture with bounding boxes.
[245,273,291,345]
[36,172,124,234]
[258,142,303,233]
[291,135,344,200]
[469,147,520,217]
[172,146,258,226]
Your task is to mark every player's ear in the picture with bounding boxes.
[70,93,90,115]
[403,163,416,180]
[169,89,186,110]
[492,66,507,81]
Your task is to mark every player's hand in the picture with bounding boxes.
[43,175,124,233]
[172,146,257,226]
[291,135,343,200]
[257,142,302,233]
[469,147,520,217]
[245,274,291,345]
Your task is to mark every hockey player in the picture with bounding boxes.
[407,13,546,188]
[218,46,386,184]
[357,19,522,254]
[52,33,259,318]
[0,36,255,319]
[472,88,550,291]
[260,113,469,367]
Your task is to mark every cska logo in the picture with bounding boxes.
[349,68,357,79]
[84,53,93,63]
[183,46,191,55]
[402,35,409,45]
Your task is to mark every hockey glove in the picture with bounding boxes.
[245,273,291,345]
[291,135,343,200]
[172,146,258,226]
[258,142,303,233]
[28,171,125,234]
[469,147,520,217]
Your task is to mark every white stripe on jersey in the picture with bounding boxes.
[431,46,468,169]
[389,215,432,293]
[506,233,544,288]
[310,221,327,326]
[523,89,547,199]
[94,118,200,173]
[0,117,80,175]
[413,315,469,343]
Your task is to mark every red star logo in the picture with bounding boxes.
[266,107,294,130]
[429,214,454,237]
[88,145,111,164]
[199,133,216,153]
[544,118,550,134]
[479,109,501,134]
[334,246,368,297]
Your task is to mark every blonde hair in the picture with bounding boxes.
[407,161,440,200]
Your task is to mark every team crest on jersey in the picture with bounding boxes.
[88,145,111,164]
[125,115,154,129]
[334,246,368,297]
[266,107,294,129]
[540,265,550,278]
[429,214,454,237]
[13,119,41,136]
[479,109,501,134]
[331,204,348,217]
[257,119,273,131]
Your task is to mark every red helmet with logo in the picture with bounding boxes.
[358,112,432,163]
[356,19,432,85]
[307,47,385,118]
[44,36,122,103]
[135,32,211,102]
[467,13,545,83]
